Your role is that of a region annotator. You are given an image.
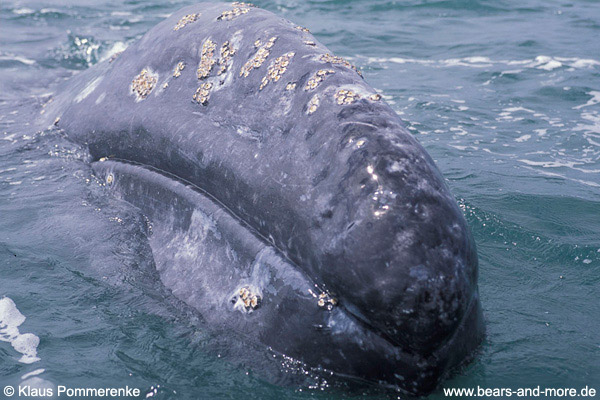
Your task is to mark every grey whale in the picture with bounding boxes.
[39,2,484,394]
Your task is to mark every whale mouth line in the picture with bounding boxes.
[94,157,481,362]
[342,287,481,358]
[92,156,450,354]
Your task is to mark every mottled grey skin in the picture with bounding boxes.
[40,2,484,394]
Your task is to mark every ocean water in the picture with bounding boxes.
[1,0,599,398]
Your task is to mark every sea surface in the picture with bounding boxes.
[1,0,599,398]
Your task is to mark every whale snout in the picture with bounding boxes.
[320,146,483,384]
[337,215,479,355]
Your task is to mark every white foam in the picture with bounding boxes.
[573,91,600,110]
[0,297,41,364]
[100,41,128,63]
[0,55,35,65]
[360,55,599,71]
[21,368,45,380]
[13,8,34,14]
[515,134,531,142]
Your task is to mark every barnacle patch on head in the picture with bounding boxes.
[231,285,262,313]
[308,289,338,311]
[285,82,297,91]
[173,61,185,78]
[197,39,217,79]
[304,69,335,91]
[217,3,254,21]
[295,25,310,33]
[193,81,213,105]
[307,94,320,114]
[173,13,200,31]
[259,52,294,90]
[131,68,157,101]
[369,93,382,101]
[232,1,255,7]
[320,53,362,77]
[334,89,360,105]
[240,36,277,78]
[217,41,235,75]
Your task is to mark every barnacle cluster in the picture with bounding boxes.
[131,69,157,100]
[369,93,382,101]
[217,41,235,75]
[240,36,277,77]
[334,89,360,105]
[197,39,217,79]
[173,13,200,31]
[304,69,335,91]
[303,40,316,46]
[285,82,297,91]
[295,25,310,32]
[317,292,338,311]
[320,53,362,77]
[217,4,251,21]
[259,52,295,90]
[307,94,320,114]
[308,289,337,311]
[173,61,185,77]
[234,286,261,312]
[193,81,213,105]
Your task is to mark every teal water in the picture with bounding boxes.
[1,0,599,398]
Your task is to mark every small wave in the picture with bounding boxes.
[573,91,600,110]
[0,55,35,66]
[0,297,41,364]
[519,159,600,174]
[520,166,600,188]
[50,33,130,69]
[359,54,600,71]
[100,42,128,63]
[22,368,45,380]
[12,8,34,15]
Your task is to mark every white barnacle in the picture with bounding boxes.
[306,94,320,114]
[173,13,201,31]
[130,68,158,101]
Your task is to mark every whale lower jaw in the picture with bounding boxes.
[90,158,484,395]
